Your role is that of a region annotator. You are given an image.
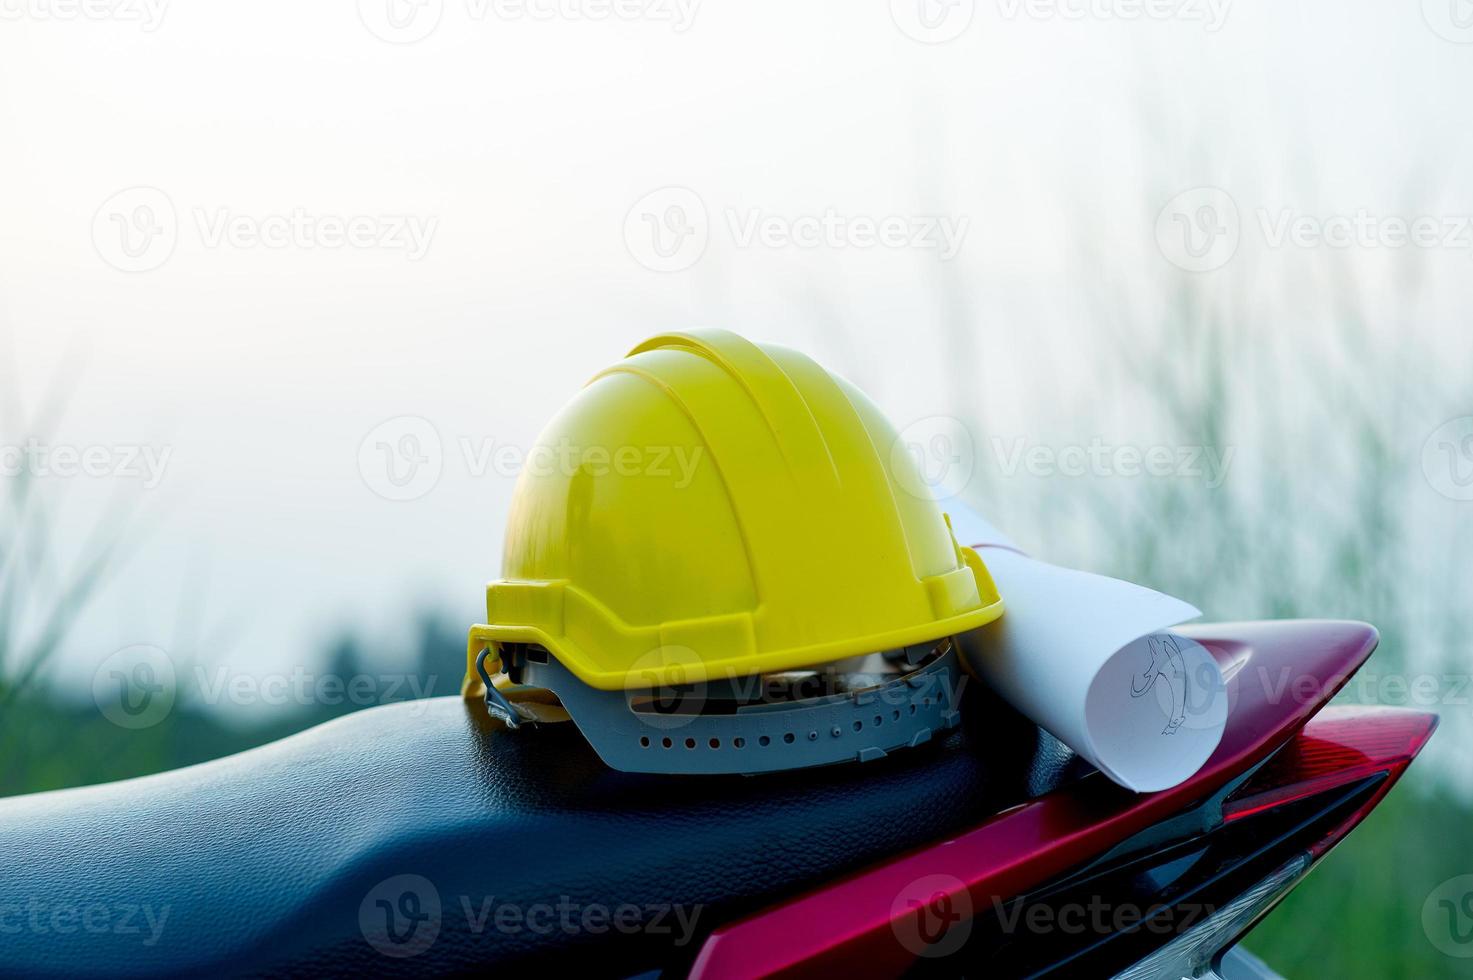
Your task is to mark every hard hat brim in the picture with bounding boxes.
[464,592,1003,696]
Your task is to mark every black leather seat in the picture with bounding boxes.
[0,689,1092,978]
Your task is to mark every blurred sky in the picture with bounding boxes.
[2,1,1472,703]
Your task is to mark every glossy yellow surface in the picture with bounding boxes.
[465,329,1003,693]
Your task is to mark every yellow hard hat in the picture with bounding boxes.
[465,328,1007,772]
[464,329,1003,773]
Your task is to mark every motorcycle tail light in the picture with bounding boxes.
[1222,706,1437,854]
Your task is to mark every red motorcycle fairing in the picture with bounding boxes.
[690,619,1391,979]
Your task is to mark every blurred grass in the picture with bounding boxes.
[0,343,467,795]
[0,620,464,798]
[957,260,1473,977]
[1246,779,1470,978]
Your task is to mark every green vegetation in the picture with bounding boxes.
[0,625,465,798]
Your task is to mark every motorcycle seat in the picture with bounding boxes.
[0,686,1090,977]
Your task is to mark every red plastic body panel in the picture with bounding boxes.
[1223,704,1436,857]
[689,619,1380,980]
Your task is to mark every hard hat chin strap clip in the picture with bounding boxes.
[476,646,526,730]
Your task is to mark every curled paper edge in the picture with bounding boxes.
[1079,631,1226,791]
[946,500,1222,793]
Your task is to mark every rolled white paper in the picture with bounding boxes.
[948,503,1228,792]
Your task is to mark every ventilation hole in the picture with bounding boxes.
[874,715,884,727]
[808,730,818,741]
[852,720,863,732]
[893,709,901,720]
[734,737,746,748]
[662,737,673,748]
[639,736,650,748]
[783,732,796,744]
[831,726,842,738]
[909,704,917,715]
[759,735,771,747]
[709,738,720,749]
[685,738,696,749]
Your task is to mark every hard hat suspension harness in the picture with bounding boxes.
[474,639,964,775]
